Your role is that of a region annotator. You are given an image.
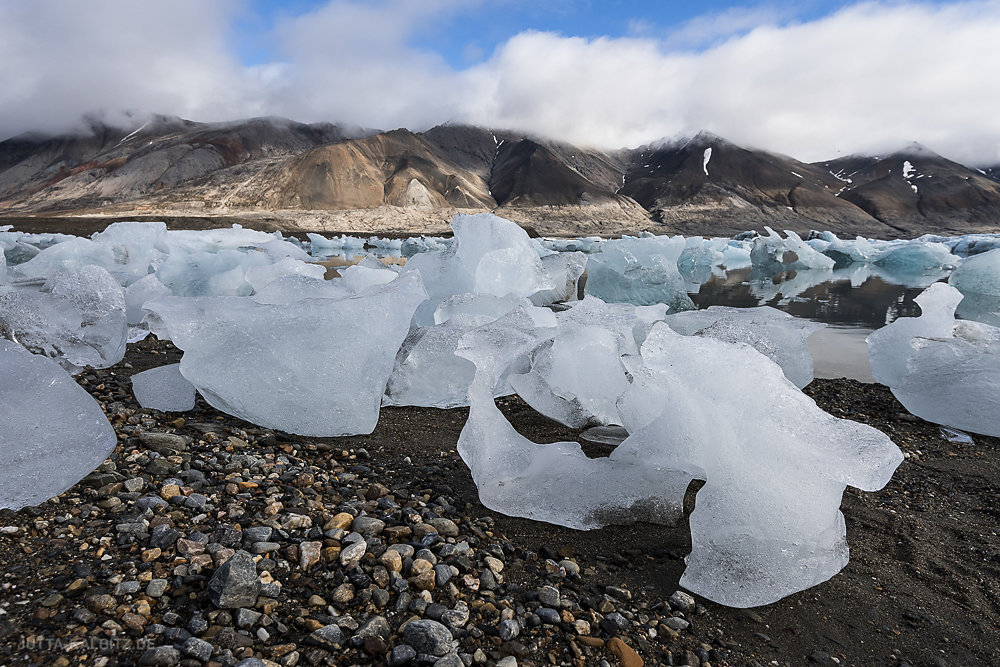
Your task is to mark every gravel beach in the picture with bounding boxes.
[1,336,997,667]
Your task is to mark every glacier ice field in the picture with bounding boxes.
[3,214,1000,607]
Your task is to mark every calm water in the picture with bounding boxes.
[690,269,935,382]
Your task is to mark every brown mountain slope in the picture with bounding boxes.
[619,132,896,237]
[419,123,629,194]
[490,139,624,207]
[819,144,1000,234]
[0,114,363,213]
[249,129,495,210]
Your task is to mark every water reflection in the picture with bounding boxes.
[691,268,929,329]
[310,248,403,262]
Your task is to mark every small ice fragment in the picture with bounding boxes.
[939,427,973,444]
[131,364,197,412]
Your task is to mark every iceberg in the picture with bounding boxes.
[507,297,667,428]
[666,306,824,388]
[457,315,902,607]
[306,232,366,250]
[250,274,350,305]
[401,235,451,257]
[336,256,399,294]
[0,340,117,510]
[950,248,1000,296]
[509,325,631,428]
[530,251,587,306]
[125,274,173,325]
[555,296,668,355]
[404,213,556,327]
[155,228,311,297]
[677,237,726,291]
[949,248,1000,325]
[385,293,555,408]
[808,232,878,267]
[918,233,1000,257]
[16,237,116,281]
[618,325,902,607]
[0,265,127,371]
[583,235,694,311]
[90,221,169,285]
[872,241,957,285]
[541,236,603,254]
[131,363,197,412]
[867,283,1000,437]
[244,257,326,293]
[751,228,836,272]
[456,312,688,530]
[143,272,427,436]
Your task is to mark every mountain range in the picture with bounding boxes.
[2,113,999,238]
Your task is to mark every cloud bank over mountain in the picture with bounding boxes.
[2,0,998,164]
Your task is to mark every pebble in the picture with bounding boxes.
[207,550,261,608]
[538,585,560,607]
[499,618,521,640]
[379,549,404,572]
[181,636,214,661]
[607,636,644,667]
[307,624,345,650]
[403,619,455,657]
[340,540,368,568]
[669,590,697,612]
[299,540,322,570]
[353,516,386,535]
[537,607,561,625]
[146,579,169,597]
[663,616,691,631]
[389,644,418,666]
[138,646,182,666]
[606,585,633,601]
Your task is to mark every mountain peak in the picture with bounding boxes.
[643,130,734,153]
[688,130,728,147]
[895,141,941,158]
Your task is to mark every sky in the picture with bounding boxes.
[1,0,998,165]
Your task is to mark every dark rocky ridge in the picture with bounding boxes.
[1,116,999,238]
[619,132,898,237]
[820,143,1000,235]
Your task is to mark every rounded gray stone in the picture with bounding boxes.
[403,619,454,657]
[207,550,260,608]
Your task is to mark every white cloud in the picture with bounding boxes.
[0,0,263,134]
[1,0,999,166]
[660,5,796,50]
[464,1,1000,165]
